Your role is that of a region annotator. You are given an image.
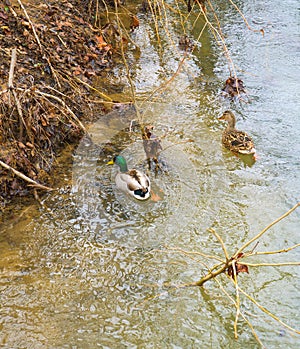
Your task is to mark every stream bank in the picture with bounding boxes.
[0,0,139,210]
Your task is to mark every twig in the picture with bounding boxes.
[45,57,61,88]
[208,228,230,261]
[162,246,225,263]
[16,0,43,53]
[242,262,300,267]
[194,262,228,287]
[73,76,113,102]
[238,286,300,335]
[140,53,188,109]
[246,243,300,256]
[0,160,53,191]
[232,261,240,339]
[194,203,300,287]
[8,48,27,139]
[17,0,60,86]
[8,48,17,89]
[12,89,27,139]
[228,0,264,35]
[205,0,236,76]
[215,278,266,347]
[234,203,300,258]
[35,90,86,132]
[113,5,143,124]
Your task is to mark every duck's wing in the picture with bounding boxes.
[128,169,151,199]
[118,169,150,193]
[225,130,255,154]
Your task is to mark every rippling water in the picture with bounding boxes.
[1,1,299,348]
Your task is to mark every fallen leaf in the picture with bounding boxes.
[228,263,249,279]
[236,264,249,274]
[41,117,48,126]
[0,12,8,20]
[95,35,108,49]
[130,15,139,31]
[72,66,83,76]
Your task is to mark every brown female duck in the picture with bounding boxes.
[219,110,256,156]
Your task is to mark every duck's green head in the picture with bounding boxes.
[107,155,128,172]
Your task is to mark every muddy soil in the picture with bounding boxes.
[0,0,139,210]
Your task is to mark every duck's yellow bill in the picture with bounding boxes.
[107,160,114,165]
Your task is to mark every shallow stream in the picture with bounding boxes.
[1,1,299,348]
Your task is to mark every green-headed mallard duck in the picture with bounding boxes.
[219,110,256,156]
[108,155,151,200]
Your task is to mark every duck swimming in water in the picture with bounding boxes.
[219,110,256,157]
[108,155,151,200]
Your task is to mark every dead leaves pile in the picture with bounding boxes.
[0,0,135,203]
[0,1,126,84]
[0,86,83,200]
[222,76,247,98]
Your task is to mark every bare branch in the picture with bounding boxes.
[0,160,53,191]
[234,203,300,258]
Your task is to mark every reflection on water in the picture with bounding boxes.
[1,1,300,348]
